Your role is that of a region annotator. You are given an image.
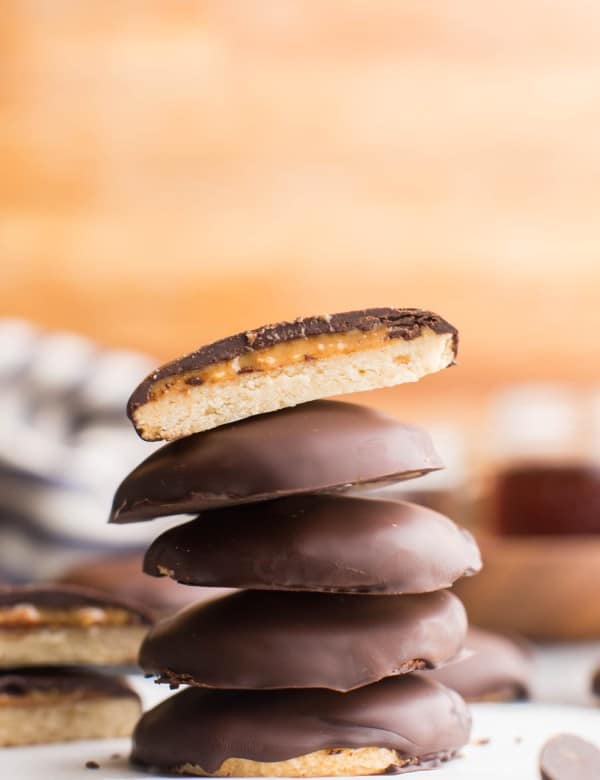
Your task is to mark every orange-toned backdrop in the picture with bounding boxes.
[3,1,600,424]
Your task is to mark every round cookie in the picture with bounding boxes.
[128,308,457,440]
[144,495,481,594]
[540,734,600,780]
[131,674,471,777]
[58,553,233,618]
[424,626,532,701]
[0,668,140,746]
[110,400,443,523]
[139,589,467,691]
[0,584,152,668]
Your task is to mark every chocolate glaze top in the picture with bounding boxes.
[139,589,467,692]
[424,626,532,701]
[0,584,153,625]
[0,667,139,699]
[144,495,481,594]
[110,400,443,522]
[131,675,471,774]
[127,308,458,416]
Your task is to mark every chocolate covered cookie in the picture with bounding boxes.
[139,589,467,691]
[424,626,531,701]
[0,584,152,668]
[144,495,481,594]
[128,308,457,440]
[132,674,470,777]
[0,668,140,746]
[540,734,600,780]
[110,400,443,522]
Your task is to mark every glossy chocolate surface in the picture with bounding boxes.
[139,589,467,691]
[131,675,470,774]
[144,495,481,594]
[110,400,443,522]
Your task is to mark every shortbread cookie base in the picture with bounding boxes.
[0,694,140,746]
[0,625,148,668]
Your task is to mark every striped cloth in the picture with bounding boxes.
[0,320,175,582]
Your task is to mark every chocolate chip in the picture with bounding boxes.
[85,760,100,769]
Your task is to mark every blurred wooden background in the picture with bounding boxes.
[2,1,600,423]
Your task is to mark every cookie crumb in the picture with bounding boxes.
[472,737,490,746]
[85,760,100,769]
[110,753,122,760]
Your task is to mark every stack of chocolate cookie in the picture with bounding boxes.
[0,584,151,746]
[110,308,482,777]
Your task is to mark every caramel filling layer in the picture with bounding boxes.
[0,605,141,629]
[150,326,407,400]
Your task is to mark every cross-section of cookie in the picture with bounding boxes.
[127,308,458,440]
[139,589,467,692]
[110,400,443,522]
[131,675,470,777]
[0,667,141,746]
[143,495,481,594]
[423,626,532,702]
[0,584,153,668]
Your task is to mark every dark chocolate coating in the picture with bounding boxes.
[128,308,458,418]
[0,667,139,699]
[540,734,600,780]
[110,401,443,523]
[424,626,531,701]
[139,589,467,691]
[144,495,481,594]
[0,584,153,624]
[131,675,471,774]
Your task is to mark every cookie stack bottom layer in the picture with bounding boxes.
[132,675,471,777]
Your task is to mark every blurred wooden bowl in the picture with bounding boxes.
[454,532,600,640]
